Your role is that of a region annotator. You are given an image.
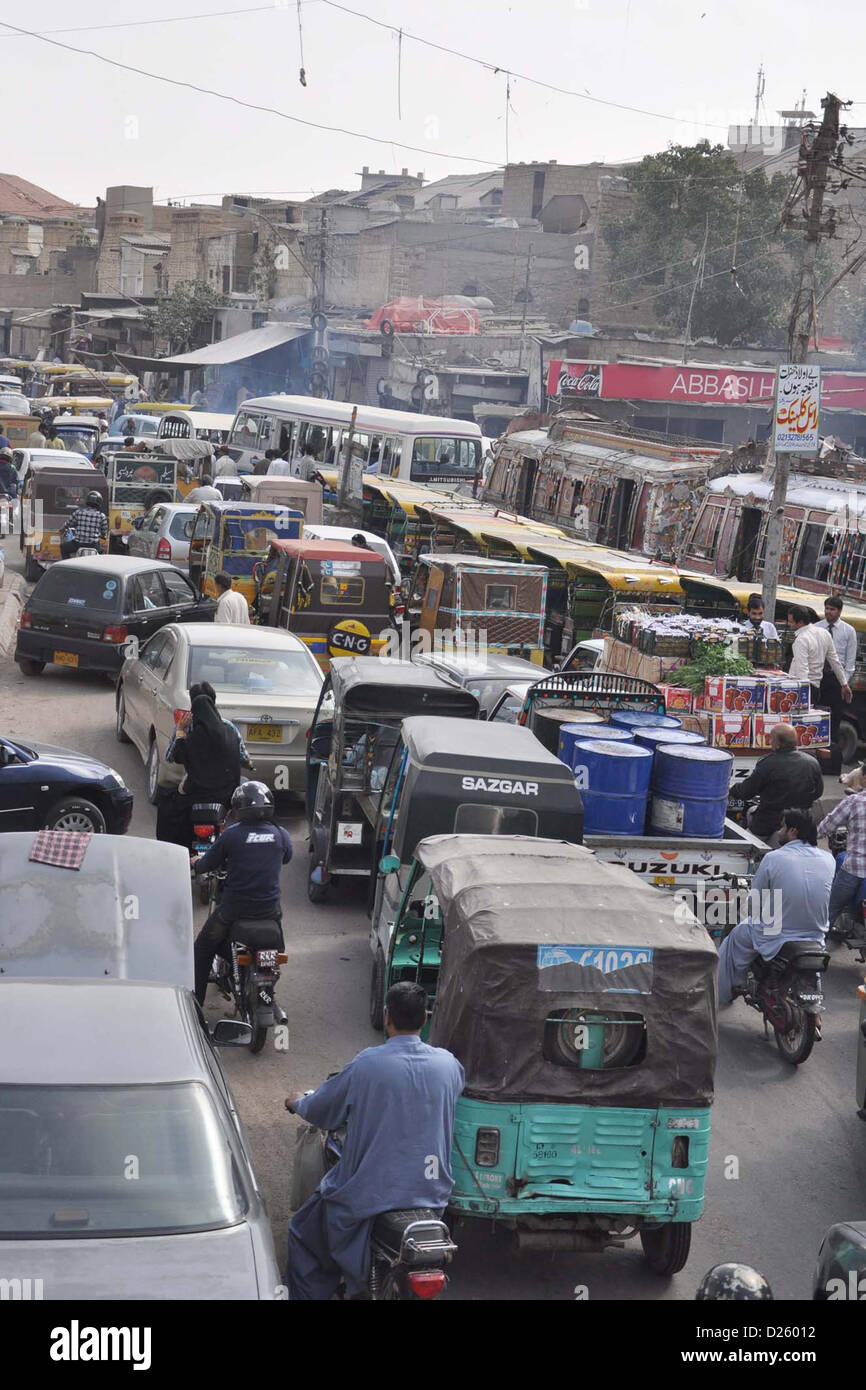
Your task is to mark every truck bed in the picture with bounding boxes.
[585,816,766,890]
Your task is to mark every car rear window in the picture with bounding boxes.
[169,512,195,541]
[188,644,322,696]
[31,567,122,612]
[0,1082,248,1236]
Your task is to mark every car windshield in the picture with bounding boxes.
[55,426,99,453]
[188,644,322,696]
[0,1082,248,1237]
[32,568,122,612]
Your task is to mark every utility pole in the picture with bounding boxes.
[316,207,328,314]
[761,92,842,621]
[336,404,358,517]
[518,242,534,369]
[753,63,765,126]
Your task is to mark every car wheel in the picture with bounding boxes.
[839,720,859,766]
[146,737,161,805]
[115,688,132,744]
[17,658,44,677]
[43,797,107,834]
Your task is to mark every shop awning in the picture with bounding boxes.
[113,323,308,374]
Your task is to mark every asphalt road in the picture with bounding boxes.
[2,553,865,1300]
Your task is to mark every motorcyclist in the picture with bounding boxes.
[284,980,464,1300]
[59,489,108,558]
[191,780,292,1006]
[696,1264,773,1299]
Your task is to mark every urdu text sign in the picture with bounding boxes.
[774,365,821,453]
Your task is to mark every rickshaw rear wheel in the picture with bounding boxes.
[640,1221,691,1276]
[369,949,385,1031]
[24,551,40,582]
[307,853,329,904]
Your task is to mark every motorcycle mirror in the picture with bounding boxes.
[212,1018,254,1047]
[379,854,400,875]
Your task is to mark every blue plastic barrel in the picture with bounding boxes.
[610,709,683,732]
[558,721,632,767]
[649,744,734,838]
[573,739,654,836]
[634,727,706,753]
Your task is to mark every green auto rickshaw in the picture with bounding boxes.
[378,833,718,1274]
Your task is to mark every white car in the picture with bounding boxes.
[117,622,324,800]
[302,524,401,586]
[126,502,198,571]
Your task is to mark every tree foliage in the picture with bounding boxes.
[602,142,803,347]
[142,280,226,353]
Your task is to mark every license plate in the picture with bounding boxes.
[247,723,282,742]
[653,875,676,886]
[54,651,78,667]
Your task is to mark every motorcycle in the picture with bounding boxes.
[827,825,866,962]
[287,1103,457,1300]
[737,940,830,1064]
[208,868,287,1055]
[190,800,225,903]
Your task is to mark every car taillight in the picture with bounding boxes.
[19,610,31,629]
[406,1270,446,1300]
[103,625,128,643]
[156,538,172,560]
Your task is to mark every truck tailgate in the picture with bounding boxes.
[585,818,765,890]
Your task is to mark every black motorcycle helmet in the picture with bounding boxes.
[696,1264,773,1300]
[86,490,104,509]
[231,780,275,823]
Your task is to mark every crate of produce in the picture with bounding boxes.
[737,634,784,668]
[657,683,693,713]
[766,678,811,714]
[703,675,766,713]
[707,713,753,748]
[754,711,831,748]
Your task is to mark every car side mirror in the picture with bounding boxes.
[379,854,400,875]
[212,1018,253,1047]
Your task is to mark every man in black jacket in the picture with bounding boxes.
[736,722,824,844]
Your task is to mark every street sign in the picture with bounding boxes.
[774,363,821,453]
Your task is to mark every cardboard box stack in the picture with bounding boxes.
[698,675,830,750]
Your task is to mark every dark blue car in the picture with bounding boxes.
[0,735,133,834]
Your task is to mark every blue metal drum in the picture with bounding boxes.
[610,710,683,733]
[573,739,654,836]
[649,744,734,838]
[557,721,632,767]
[634,727,706,753]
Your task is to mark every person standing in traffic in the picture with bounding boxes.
[718,810,833,1006]
[45,427,66,451]
[213,445,236,478]
[733,722,823,846]
[285,980,464,1300]
[184,474,222,503]
[817,595,857,744]
[0,449,18,499]
[213,571,250,624]
[191,780,291,1006]
[26,423,46,449]
[819,784,866,933]
[787,605,851,711]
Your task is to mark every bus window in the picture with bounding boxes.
[379,438,401,477]
[410,436,480,482]
[277,420,296,456]
[232,410,264,450]
[298,422,328,461]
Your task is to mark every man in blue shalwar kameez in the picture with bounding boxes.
[285,981,464,1300]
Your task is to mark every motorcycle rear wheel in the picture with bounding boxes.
[774,1007,817,1065]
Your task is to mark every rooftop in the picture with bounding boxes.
[0,173,77,217]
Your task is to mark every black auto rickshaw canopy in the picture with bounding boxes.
[421,835,717,1108]
[329,656,480,720]
[389,715,583,861]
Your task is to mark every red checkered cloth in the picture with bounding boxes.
[29,829,92,870]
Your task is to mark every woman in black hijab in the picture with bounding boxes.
[156,693,241,849]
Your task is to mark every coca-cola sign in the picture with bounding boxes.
[550,362,601,398]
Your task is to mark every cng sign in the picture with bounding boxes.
[329,619,372,658]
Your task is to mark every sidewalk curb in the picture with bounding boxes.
[0,571,25,658]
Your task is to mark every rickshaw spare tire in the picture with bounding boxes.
[144,487,173,510]
[640,1221,692,1276]
[380,319,395,338]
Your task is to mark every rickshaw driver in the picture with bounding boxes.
[717,809,834,1007]
[285,981,464,1301]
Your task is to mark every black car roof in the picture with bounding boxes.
[35,556,174,576]
[330,656,464,696]
[401,715,571,775]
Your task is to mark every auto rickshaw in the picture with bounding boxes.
[241,475,324,523]
[0,412,36,449]
[188,501,302,604]
[101,449,190,550]
[254,537,393,669]
[368,715,584,1021]
[407,553,549,664]
[377,833,717,1274]
[19,462,109,579]
[305,657,479,903]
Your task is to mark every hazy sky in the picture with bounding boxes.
[3,0,865,209]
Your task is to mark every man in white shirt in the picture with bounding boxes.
[213,446,236,478]
[267,451,295,477]
[214,572,250,625]
[817,595,858,743]
[788,605,852,711]
[745,593,779,640]
[185,473,222,503]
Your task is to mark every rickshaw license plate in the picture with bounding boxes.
[54,651,78,667]
[336,822,363,845]
[247,724,282,742]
